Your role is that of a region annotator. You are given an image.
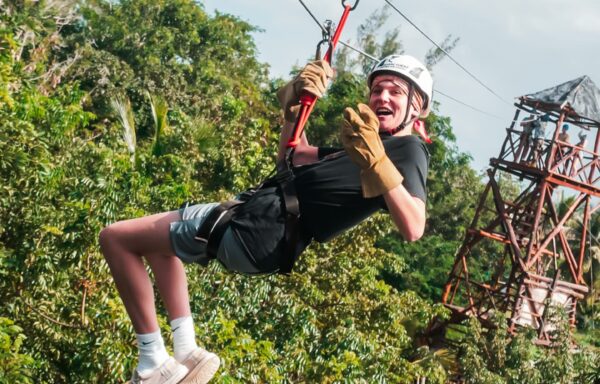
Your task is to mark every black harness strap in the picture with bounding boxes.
[194,200,241,258]
[275,163,301,274]
[193,159,302,274]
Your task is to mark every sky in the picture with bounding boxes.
[201,0,600,172]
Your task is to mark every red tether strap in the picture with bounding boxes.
[286,3,355,149]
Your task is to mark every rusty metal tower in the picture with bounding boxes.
[440,76,600,344]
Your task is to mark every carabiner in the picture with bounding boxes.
[315,39,329,61]
[315,20,333,60]
[341,0,359,11]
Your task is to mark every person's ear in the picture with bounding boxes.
[409,103,421,120]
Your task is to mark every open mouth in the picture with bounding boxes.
[376,107,393,117]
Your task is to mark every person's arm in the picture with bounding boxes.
[276,60,333,166]
[520,119,533,127]
[277,121,319,166]
[341,104,426,241]
[383,186,426,241]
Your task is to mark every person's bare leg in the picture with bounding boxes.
[144,236,191,322]
[99,211,190,333]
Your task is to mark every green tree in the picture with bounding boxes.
[455,310,599,383]
[0,316,35,383]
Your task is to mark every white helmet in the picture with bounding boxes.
[368,54,433,118]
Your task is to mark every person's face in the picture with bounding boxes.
[368,75,423,133]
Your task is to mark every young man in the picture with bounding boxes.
[517,114,537,163]
[99,54,431,383]
[529,113,551,167]
[557,124,570,143]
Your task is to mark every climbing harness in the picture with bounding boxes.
[195,0,359,274]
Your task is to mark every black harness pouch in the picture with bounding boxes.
[194,175,309,274]
[228,185,287,273]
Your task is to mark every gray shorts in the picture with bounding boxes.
[169,203,261,274]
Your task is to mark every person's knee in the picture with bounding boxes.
[98,223,123,256]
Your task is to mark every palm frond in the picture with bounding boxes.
[110,95,136,162]
[147,91,169,157]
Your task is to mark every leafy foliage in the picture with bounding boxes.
[0,316,35,383]
[455,310,599,383]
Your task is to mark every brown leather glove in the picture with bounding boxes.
[341,103,404,198]
[276,60,333,123]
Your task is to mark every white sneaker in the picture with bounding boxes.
[128,357,189,384]
[179,347,220,384]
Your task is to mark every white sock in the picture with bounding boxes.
[136,330,170,376]
[171,316,198,361]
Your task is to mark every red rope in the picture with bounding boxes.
[287,4,352,149]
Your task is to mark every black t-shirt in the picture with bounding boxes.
[293,134,429,242]
[224,134,428,273]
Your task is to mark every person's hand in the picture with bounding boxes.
[276,60,333,123]
[341,103,403,198]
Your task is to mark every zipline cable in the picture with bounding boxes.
[300,0,379,62]
[436,90,505,120]
[298,0,328,35]
[338,40,379,61]
[384,0,512,107]
[341,43,506,120]
[298,0,506,121]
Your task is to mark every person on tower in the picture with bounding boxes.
[516,113,537,163]
[528,113,550,167]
